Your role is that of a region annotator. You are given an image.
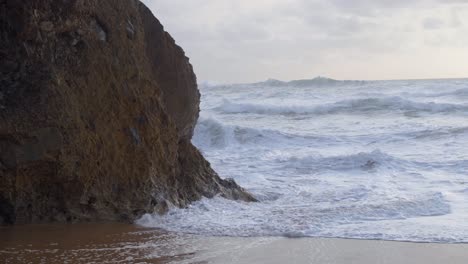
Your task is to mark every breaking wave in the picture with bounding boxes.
[193,117,287,148]
[216,97,468,116]
[253,77,367,87]
[140,78,468,243]
[193,117,337,149]
[137,191,451,240]
[279,150,410,172]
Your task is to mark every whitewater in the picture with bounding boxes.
[139,77,468,243]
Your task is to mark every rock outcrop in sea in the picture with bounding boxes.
[0,0,254,225]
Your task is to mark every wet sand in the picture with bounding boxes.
[1,223,468,263]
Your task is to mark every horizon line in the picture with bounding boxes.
[198,76,468,86]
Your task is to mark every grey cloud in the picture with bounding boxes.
[439,0,468,3]
[450,8,463,27]
[423,17,445,29]
[142,0,468,83]
[330,0,424,8]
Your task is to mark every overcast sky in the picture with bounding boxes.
[142,0,468,83]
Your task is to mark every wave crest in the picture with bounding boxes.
[278,150,411,172]
[215,97,468,116]
[192,117,294,149]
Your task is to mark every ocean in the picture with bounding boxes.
[139,77,468,243]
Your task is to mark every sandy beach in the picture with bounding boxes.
[1,223,467,264]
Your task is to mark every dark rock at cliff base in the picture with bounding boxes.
[0,0,254,225]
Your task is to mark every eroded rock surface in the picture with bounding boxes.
[0,0,254,225]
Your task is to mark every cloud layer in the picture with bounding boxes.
[142,0,468,83]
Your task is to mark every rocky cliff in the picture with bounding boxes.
[0,0,254,225]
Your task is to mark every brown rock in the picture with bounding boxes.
[40,21,54,32]
[0,0,254,225]
[140,4,200,139]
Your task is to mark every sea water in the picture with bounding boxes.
[138,78,468,243]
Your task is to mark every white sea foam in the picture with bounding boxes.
[216,97,468,116]
[139,78,468,243]
[193,116,284,148]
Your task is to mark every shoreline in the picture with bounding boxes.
[1,223,468,263]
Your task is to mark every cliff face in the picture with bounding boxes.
[0,0,254,225]
[139,4,199,140]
